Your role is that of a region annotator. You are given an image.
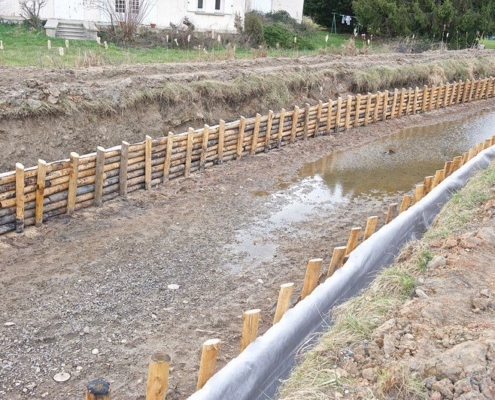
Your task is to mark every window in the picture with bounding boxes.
[197,0,203,9]
[215,0,221,10]
[130,0,140,13]
[115,0,125,13]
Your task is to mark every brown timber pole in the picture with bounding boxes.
[273,283,294,324]
[146,353,171,400]
[197,339,221,391]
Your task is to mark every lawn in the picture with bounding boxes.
[0,22,356,67]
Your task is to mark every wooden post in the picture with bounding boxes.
[251,114,261,155]
[264,110,273,150]
[67,152,79,215]
[421,85,428,112]
[217,121,225,163]
[412,87,419,114]
[444,160,453,177]
[301,258,323,300]
[390,89,398,119]
[428,86,436,111]
[240,310,260,352]
[35,159,46,227]
[456,80,463,104]
[452,156,463,172]
[443,84,449,108]
[373,92,381,123]
[385,203,398,224]
[273,283,294,324]
[15,163,25,233]
[197,339,220,390]
[345,227,361,256]
[146,352,171,400]
[400,195,411,213]
[237,117,246,158]
[435,85,442,109]
[397,88,405,117]
[363,216,378,241]
[145,135,152,190]
[163,134,173,180]
[353,94,361,127]
[476,142,484,154]
[327,246,347,277]
[326,100,333,133]
[200,125,210,168]
[119,141,129,195]
[335,97,342,132]
[449,82,457,105]
[432,169,444,187]
[303,103,310,140]
[185,128,194,176]
[314,100,322,136]
[277,109,285,148]
[290,106,300,143]
[364,93,371,126]
[86,379,110,400]
[462,79,469,103]
[423,176,433,194]
[344,96,352,130]
[382,91,389,120]
[413,184,425,203]
[94,146,105,206]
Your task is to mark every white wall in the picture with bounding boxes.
[272,0,303,22]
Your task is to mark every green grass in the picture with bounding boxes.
[480,39,495,49]
[0,22,358,67]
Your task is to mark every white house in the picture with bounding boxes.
[0,0,304,37]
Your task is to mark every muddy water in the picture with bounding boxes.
[228,111,495,267]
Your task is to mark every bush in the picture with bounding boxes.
[263,23,315,50]
[244,12,264,46]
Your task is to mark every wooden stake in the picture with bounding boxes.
[484,139,492,150]
[354,94,361,127]
[412,87,419,114]
[314,100,322,136]
[301,258,323,300]
[382,91,389,120]
[385,203,398,224]
[94,146,105,206]
[435,85,442,109]
[303,103,310,140]
[264,110,273,150]
[163,133,173,180]
[421,85,428,112]
[35,159,46,227]
[217,121,225,163]
[364,93,371,126]
[344,96,352,130]
[397,88,405,117]
[119,141,129,196]
[335,97,342,132]
[67,152,79,215]
[327,246,347,277]
[363,216,378,241]
[200,125,210,168]
[277,108,285,148]
[185,128,194,176]
[196,339,220,391]
[443,84,449,108]
[373,92,381,123]
[290,106,299,143]
[15,163,25,233]
[413,184,425,203]
[456,80,463,104]
[423,176,433,194]
[432,169,444,188]
[400,195,411,213]
[237,117,246,158]
[86,379,110,400]
[145,135,152,190]
[251,114,261,154]
[462,79,469,103]
[428,86,436,111]
[240,310,260,352]
[273,283,294,324]
[390,88,398,119]
[146,352,171,400]
[444,160,453,177]
[345,227,361,256]
[452,156,463,172]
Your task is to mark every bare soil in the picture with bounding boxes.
[1,52,495,400]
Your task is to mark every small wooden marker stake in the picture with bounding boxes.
[413,184,425,203]
[145,135,152,190]
[290,106,299,143]
[237,117,246,159]
[86,379,110,400]
[185,128,194,177]
[15,163,25,233]
[217,121,225,163]
[94,146,105,206]
[327,246,347,277]
[301,258,323,300]
[200,125,210,169]
[385,203,398,224]
[146,352,171,400]
[303,103,310,140]
[119,141,129,196]
[264,110,273,150]
[345,227,361,256]
[35,159,47,227]
[363,216,378,241]
[240,309,261,352]
[273,283,294,324]
[251,115,261,154]
[277,108,285,148]
[400,195,411,213]
[163,134,173,181]
[197,339,220,391]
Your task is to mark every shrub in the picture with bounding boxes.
[263,23,315,50]
[244,12,264,46]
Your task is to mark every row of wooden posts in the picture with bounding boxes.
[85,135,495,399]
[3,77,495,235]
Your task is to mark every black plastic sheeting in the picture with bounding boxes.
[189,147,495,400]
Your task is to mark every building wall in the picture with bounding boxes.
[272,0,303,22]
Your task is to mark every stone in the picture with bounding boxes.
[431,378,454,399]
[53,372,70,382]
[471,297,491,311]
[47,95,58,104]
[476,227,495,241]
[26,99,42,110]
[460,236,482,249]
[480,289,490,298]
[383,333,397,357]
[362,367,377,382]
[430,391,442,400]
[415,288,429,298]
[454,377,478,395]
[443,238,458,248]
[427,255,447,269]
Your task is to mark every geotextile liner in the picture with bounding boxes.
[189,146,495,400]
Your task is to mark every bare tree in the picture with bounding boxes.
[88,0,155,41]
[19,0,48,29]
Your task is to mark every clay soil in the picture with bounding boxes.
[1,52,495,400]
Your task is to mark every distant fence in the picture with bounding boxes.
[2,77,495,235]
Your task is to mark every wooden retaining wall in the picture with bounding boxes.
[2,77,495,235]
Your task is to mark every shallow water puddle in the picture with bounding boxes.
[228,110,495,269]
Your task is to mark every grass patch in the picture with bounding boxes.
[279,161,495,399]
